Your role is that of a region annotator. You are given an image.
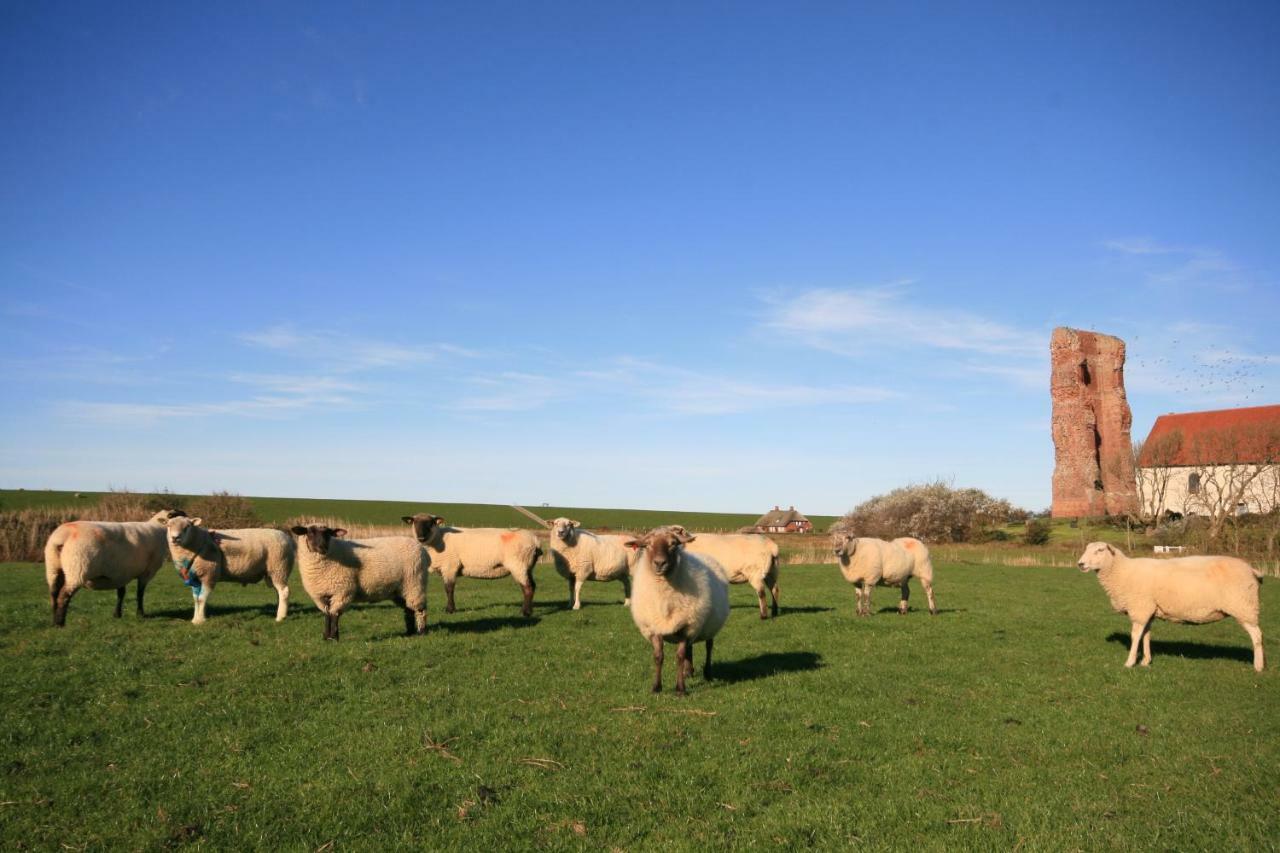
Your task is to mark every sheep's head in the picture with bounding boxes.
[167,515,205,548]
[550,517,581,543]
[291,524,347,556]
[831,531,857,559]
[148,508,187,525]
[625,527,695,577]
[401,514,445,544]
[1076,541,1116,573]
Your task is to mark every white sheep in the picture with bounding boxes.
[290,524,428,641]
[666,526,780,619]
[166,516,295,624]
[830,532,938,616]
[626,527,730,695]
[402,514,542,617]
[1076,542,1265,671]
[548,517,638,609]
[44,509,186,626]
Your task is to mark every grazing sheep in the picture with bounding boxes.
[166,516,295,624]
[626,527,730,695]
[402,514,542,617]
[1076,542,1265,672]
[548,517,638,609]
[44,509,186,626]
[290,525,428,641]
[830,532,937,617]
[666,526,780,619]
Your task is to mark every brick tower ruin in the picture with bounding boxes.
[1050,327,1138,518]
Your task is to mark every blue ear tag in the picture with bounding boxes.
[175,557,203,598]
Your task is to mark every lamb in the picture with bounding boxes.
[626,526,730,695]
[666,525,780,619]
[44,509,186,626]
[166,516,295,624]
[830,532,938,616]
[1076,542,1265,672]
[548,517,638,609]
[290,524,428,641]
[402,514,542,617]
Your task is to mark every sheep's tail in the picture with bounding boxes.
[44,524,71,585]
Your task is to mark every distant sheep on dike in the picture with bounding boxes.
[830,532,937,616]
[1077,542,1265,671]
[166,516,295,624]
[548,517,638,609]
[44,509,186,626]
[402,514,542,618]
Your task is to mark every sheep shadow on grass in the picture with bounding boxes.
[711,651,822,684]
[728,604,834,616]
[437,615,542,634]
[873,606,967,615]
[1104,632,1255,664]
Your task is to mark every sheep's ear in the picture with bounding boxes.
[401,516,414,525]
[432,515,445,525]
[676,532,696,544]
[570,519,581,527]
[1104,544,1114,554]
[192,518,204,527]
[333,528,348,538]
[624,539,645,550]
[290,526,308,536]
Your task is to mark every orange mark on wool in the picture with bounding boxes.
[901,539,917,550]
[500,532,516,544]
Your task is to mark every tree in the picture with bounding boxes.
[1129,430,1184,525]
[1183,422,1280,545]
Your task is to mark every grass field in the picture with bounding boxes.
[0,489,840,533]
[0,557,1275,850]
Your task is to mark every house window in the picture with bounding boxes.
[1188,473,1200,494]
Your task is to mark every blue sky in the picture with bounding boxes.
[2,2,1278,514]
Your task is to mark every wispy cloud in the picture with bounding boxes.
[239,324,480,370]
[760,285,1043,359]
[1103,238,1249,291]
[448,372,568,412]
[61,391,359,427]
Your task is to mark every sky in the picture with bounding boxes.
[2,2,1278,515]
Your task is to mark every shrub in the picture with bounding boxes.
[186,491,260,529]
[1023,518,1052,546]
[836,480,1029,544]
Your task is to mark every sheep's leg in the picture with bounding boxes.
[572,576,583,611]
[752,578,769,620]
[114,587,126,619]
[136,576,148,617]
[53,585,75,627]
[768,577,780,617]
[703,638,715,680]
[1124,617,1152,668]
[520,578,535,618]
[621,574,631,607]
[394,596,415,636]
[1140,625,1153,666]
[675,639,690,696]
[193,578,214,625]
[898,581,910,616]
[319,596,334,640]
[921,577,937,616]
[651,635,665,694]
[412,606,427,636]
[566,574,576,608]
[1242,622,1265,672]
[49,570,66,627]
[271,575,290,622]
[856,582,870,617]
[443,577,457,614]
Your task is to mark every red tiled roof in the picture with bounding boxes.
[1139,404,1280,467]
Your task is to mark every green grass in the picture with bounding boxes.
[0,489,839,533]
[0,559,1275,850]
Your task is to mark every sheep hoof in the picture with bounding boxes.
[929,609,938,616]
[572,603,581,611]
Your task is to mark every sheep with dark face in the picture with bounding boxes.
[44,509,186,627]
[1077,542,1265,671]
[625,527,730,696]
[166,516,294,624]
[402,514,541,617]
[290,524,428,641]
[548,517,637,609]
[830,532,937,617]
